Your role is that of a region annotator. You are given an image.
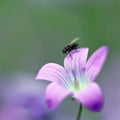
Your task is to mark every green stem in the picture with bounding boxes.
[76,104,83,120]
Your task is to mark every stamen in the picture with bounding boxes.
[74,80,80,91]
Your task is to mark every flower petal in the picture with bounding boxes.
[35,63,68,83]
[45,83,70,109]
[86,46,108,81]
[74,83,103,112]
[64,48,89,79]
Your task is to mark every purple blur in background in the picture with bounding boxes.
[0,74,53,120]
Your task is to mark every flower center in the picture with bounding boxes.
[64,71,89,93]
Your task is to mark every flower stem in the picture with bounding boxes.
[76,104,83,120]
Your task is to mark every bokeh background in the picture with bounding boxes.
[0,0,120,120]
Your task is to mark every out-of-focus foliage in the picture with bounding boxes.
[0,0,120,72]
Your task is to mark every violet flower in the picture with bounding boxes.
[36,46,108,112]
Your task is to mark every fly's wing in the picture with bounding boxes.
[70,37,80,44]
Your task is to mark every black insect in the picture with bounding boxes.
[62,38,79,55]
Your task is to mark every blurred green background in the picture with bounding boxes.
[0,0,120,120]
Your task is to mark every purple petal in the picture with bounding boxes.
[45,83,70,109]
[64,48,89,76]
[36,63,68,83]
[74,83,103,112]
[86,46,108,81]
